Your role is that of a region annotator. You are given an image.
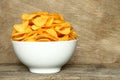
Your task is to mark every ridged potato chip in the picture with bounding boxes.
[11,12,77,42]
[55,26,71,35]
[45,17,54,27]
[45,29,58,38]
[22,14,36,21]
[59,35,69,41]
[36,33,57,41]
[33,16,48,27]
[12,33,25,41]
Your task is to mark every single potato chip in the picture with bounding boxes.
[37,38,51,42]
[55,26,71,35]
[59,35,69,41]
[36,33,57,41]
[25,26,32,33]
[22,14,30,20]
[14,24,25,33]
[12,33,25,41]
[24,38,36,42]
[53,20,64,24]
[14,21,29,33]
[33,15,48,27]
[60,22,71,27]
[12,29,17,34]
[31,25,39,30]
[45,17,54,27]
[24,33,37,41]
[45,28,58,38]
[69,29,77,39]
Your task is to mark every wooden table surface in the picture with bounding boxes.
[0,63,120,80]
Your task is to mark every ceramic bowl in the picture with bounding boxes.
[12,40,77,74]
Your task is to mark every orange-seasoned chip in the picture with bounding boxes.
[60,22,71,27]
[12,29,17,34]
[12,36,24,41]
[53,20,64,24]
[25,26,32,33]
[36,33,57,41]
[22,14,29,20]
[14,24,25,33]
[55,26,71,35]
[22,14,36,21]
[45,28,58,38]
[24,38,36,42]
[12,32,24,36]
[12,33,25,41]
[37,38,51,42]
[24,33,37,41]
[69,29,77,40]
[45,17,54,27]
[25,31,37,38]
[14,21,29,33]
[31,25,39,30]
[33,15,48,27]
[59,35,69,41]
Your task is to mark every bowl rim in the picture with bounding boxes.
[11,39,78,43]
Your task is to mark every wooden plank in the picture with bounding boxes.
[0,64,120,80]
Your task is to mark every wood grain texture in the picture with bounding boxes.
[0,64,120,80]
[0,0,120,64]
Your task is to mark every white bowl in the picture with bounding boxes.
[12,40,77,74]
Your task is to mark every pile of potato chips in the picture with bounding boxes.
[11,12,77,42]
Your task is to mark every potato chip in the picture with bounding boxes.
[13,24,24,33]
[14,21,28,32]
[12,29,17,34]
[25,38,36,42]
[69,29,77,39]
[11,11,77,42]
[33,15,48,27]
[24,33,37,41]
[25,31,37,38]
[36,33,57,41]
[53,20,64,24]
[12,32,24,36]
[12,36,24,41]
[60,22,71,27]
[45,17,54,27]
[25,26,32,33]
[37,38,51,42]
[45,28,58,39]
[55,26,71,34]
[22,14,37,21]
[50,13,64,20]
[12,33,25,41]
[37,28,44,34]
[59,35,69,41]
[22,14,30,20]
[31,25,39,30]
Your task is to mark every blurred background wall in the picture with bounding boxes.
[0,0,120,64]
